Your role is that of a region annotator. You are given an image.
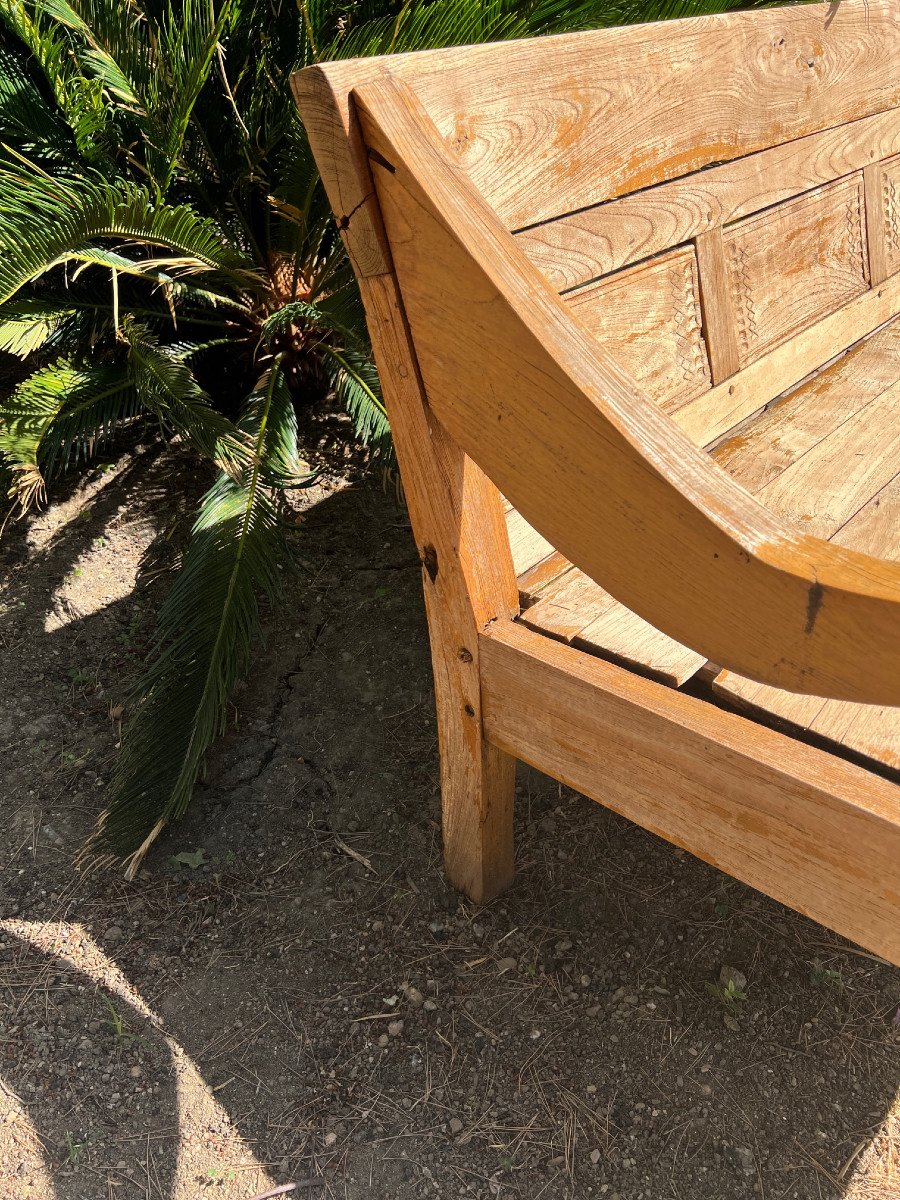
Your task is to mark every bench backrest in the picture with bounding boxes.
[296,0,900,419]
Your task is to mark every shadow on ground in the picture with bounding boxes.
[0,447,898,1200]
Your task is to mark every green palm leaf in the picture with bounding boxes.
[123,320,253,477]
[0,360,136,508]
[322,343,391,458]
[0,170,256,306]
[0,298,79,356]
[83,361,308,874]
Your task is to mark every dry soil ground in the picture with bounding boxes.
[0,425,898,1200]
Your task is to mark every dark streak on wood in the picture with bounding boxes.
[805,579,825,634]
[422,543,439,583]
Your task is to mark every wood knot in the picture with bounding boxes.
[458,647,473,663]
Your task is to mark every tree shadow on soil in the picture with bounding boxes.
[1,471,898,1200]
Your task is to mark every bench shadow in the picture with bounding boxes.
[1,470,898,1200]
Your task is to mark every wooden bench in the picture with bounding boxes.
[293,0,900,965]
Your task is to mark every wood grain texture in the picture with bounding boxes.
[516,108,900,292]
[566,246,710,410]
[506,505,555,578]
[883,155,900,279]
[865,163,890,287]
[673,271,900,446]
[573,604,705,687]
[713,318,900,493]
[719,468,900,772]
[356,77,900,703]
[294,1,900,249]
[695,227,740,385]
[518,567,617,642]
[715,464,900,770]
[713,344,900,772]
[519,563,704,686]
[753,381,900,538]
[481,620,900,966]
[361,272,519,903]
[723,175,870,368]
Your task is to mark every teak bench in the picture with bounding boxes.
[293,0,900,966]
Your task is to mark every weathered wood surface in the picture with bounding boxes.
[673,270,900,447]
[695,226,740,385]
[355,77,900,704]
[360,274,519,904]
[518,108,900,291]
[885,156,900,278]
[294,0,900,271]
[566,246,710,410]
[481,619,900,966]
[514,318,900,697]
[723,176,870,368]
[713,326,900,771]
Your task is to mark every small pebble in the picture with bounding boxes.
[387,1020,404,1037]
[449,1118,463,1135]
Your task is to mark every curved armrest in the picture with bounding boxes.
[354,78,900,705]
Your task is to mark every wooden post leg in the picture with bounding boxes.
[425,589,516,903]
[361,273,520,904]
[441,738,516,904]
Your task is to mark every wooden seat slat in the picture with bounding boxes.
[713,361,900,772]
[506,505,554,578]
[710,317,900,489]
[752,379,900,537]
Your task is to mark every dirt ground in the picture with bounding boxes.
[0,425,898,1200]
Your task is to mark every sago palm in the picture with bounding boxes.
[0,0,768,875]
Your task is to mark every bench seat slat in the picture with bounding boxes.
[710,317,900,491]
[713,339,900,772]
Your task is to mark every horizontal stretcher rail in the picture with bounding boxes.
[480,620,900,965]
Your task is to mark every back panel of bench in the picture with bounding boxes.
[347,2,900,411]
[298,1,900,275]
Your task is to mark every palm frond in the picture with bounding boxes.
[0,170,256,306]
[83,361,300,875]
[0,41,72,156]
[0,360,136,508]
[0,0,116,163]
[142,0,236,193]
[123,319,253,476]
[321,343,391,459]
[0,298,79,356]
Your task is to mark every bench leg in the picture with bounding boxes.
[361,273,518,904]
[438,701,516,904]
[426,597,516,904]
